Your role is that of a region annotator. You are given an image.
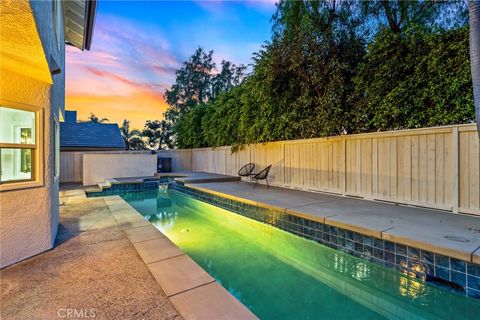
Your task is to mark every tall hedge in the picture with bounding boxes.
[353,26,474,132]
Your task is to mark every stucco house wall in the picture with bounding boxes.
[0,1,64,268]
[82,154,157,186]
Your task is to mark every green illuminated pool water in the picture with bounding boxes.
[122,189,480,320]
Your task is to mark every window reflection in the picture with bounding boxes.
[0,148,33,182]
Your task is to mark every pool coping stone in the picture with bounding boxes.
[101,194,258,320]
[148,254,216,297]
[169,282,257,320]
[124,225,166,243]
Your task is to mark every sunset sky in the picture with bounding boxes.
[66,0,276,129]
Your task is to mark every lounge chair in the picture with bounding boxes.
[238,163,255,180]
[250,165,272,189]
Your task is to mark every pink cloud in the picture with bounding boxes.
[84,66,167,98]
[66,14,181,120]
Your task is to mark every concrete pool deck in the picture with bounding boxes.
[0,185,256,320]
[0,186,180,320]
[185,181,480,264]
[159,172,241,184]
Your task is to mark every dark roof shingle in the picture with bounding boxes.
[60,122,126,149]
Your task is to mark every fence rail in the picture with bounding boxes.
[158,124,480,215]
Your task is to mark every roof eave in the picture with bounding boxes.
[64,0,98,51]
[61,146,126,151]
[83,0,97,50]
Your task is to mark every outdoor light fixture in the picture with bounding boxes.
[49,55,61,75]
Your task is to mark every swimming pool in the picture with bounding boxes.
[121,188,480,319]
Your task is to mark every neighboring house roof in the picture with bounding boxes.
[60,111,126,150]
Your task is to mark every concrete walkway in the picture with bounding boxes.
[1,184,256,320]
[186,181,480,264]
[0,186,180,320]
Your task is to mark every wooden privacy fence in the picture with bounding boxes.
[60,151,83,183]
[158,124,480,215]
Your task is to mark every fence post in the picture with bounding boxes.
[282,141,286,187]
[452,126,459,213]
[342,137,347,195]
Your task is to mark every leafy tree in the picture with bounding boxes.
[119,119,145,150]
[361,0,439,34]
[142,120,174,150]
[361,0,468,35]
[128,136,148,150]
[164,48,246,125]
[353,26,474,131]
[86,113,109,123]
[164,47,245,147]
[202,85,243,148]
[211,61,246,100]
[175,106,207,149]
[164,47,215,124]
[253,0,366,138]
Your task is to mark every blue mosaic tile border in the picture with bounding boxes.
[169,183,480,300]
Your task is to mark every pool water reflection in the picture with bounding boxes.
[122,189,480,320]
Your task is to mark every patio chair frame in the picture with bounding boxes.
[238,163,255,179]
[250,165,272,189]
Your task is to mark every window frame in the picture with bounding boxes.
[0,100,44,191]
[54,114,60,181]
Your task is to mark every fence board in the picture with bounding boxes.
[60,151,83,183]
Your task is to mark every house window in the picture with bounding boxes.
[0,105,42,189]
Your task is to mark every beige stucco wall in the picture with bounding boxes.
[83,154,157,186]
[0,1,64,268]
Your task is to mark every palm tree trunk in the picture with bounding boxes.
[469,1,480,137]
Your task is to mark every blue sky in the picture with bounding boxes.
[66,1,277,128]
[100,1,275,65]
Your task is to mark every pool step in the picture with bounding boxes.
[98,181,112,190]
[84,186,102,193]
